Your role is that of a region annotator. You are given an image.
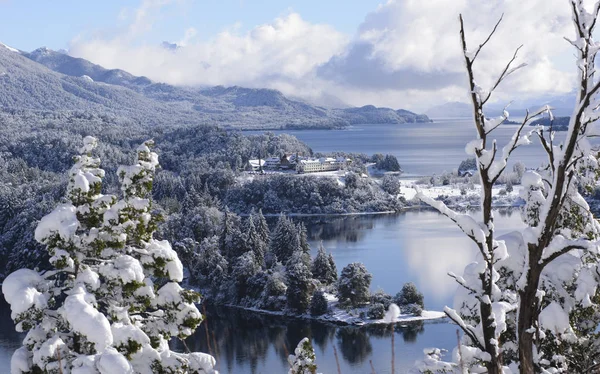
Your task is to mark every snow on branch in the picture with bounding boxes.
[444,306,486,351]
[540,235,591,266]
[488,106,550,182]
[416,190,488,247]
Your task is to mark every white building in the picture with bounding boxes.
[264,157,281,169]
[297,157,351,173]
[247,159,266,171]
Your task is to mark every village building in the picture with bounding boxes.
[297,157,351,173]
[247,159,266,171]
[264,157,282,169]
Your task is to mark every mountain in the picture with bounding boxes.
[1,44,430,129]
[333,105,431,124]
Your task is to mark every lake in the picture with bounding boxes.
[0,210,526,373]
[245,119,552,176]
[0,121,535,373]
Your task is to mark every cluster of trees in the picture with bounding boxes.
[372,153,402,171]
[2,138,217,373]
[226,172,406,214]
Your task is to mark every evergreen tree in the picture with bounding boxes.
[298,223,310,254]
[254,209,270,247]
[269,214,300,264]
[310,290,328,316]
[219,208,244,262]
[195,236,228,295]
[285,251,313,314]
[311,243,337,285]
[244,215,266,267]
[288,338,317,374]
[337,262,372,307]
[231,251,261,302]
[2,138,217,373]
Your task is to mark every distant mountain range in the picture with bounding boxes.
[0,43,430,129]
[427,96,576,119]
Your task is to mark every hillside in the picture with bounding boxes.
[1,44,431,129]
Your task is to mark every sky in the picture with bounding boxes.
[0,0,583,111]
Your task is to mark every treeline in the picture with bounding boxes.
[225,172,406,214]
[0,109,405,281]
[163,204,423,317]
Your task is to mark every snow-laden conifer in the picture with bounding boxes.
[285,250,313,314]
[3,137,217,374]
[311,243,337,286]
[287,338,317,374]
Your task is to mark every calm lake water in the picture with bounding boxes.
[246,119,550,175]
[0,121,535,373]
[0,210,526,374]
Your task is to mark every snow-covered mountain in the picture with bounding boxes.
[0,44,430,129]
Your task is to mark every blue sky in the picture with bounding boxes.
[0,0,381,52]
[0,0,579,110]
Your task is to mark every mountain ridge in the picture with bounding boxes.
[0,43,431,129]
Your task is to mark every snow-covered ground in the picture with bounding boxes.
[317,293,445,326]
[399,179,522,207]
[226,292,446,326]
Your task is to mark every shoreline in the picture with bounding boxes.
[219,302,447,327]
[238,203,521,218]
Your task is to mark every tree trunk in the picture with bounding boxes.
[517,245,542,374]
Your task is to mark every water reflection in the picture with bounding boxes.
[182,305,448,374]
[0,210,525,373]
[299,209,526,311]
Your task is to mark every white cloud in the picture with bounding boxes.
[321,0,577,109]
[69,11,348,87]
[68,0,584,111]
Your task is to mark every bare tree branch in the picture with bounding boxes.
[483,45,525,105]
[472,14,505,62]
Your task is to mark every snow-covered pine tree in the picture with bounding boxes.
[2,137,217,374]
[337,263,372,307]
[244,215,266,268]
[285,250,313,314]
[219,208,246,263]
[287,338,317,374]
[269,214,300,264]
[253,209,270,248]
[298,223,310,254]
[311,243,337,285]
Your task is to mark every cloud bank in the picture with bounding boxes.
[69,0,580,111]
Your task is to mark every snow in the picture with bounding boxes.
[34,203,79,242]
[384,303,400,323]
[0,42,19,53]
[112,323,150,349]
[144,240,184,282]
[187,352,218,373]
[574,267,597,308]
[62,286,113,353]
[539,301,571,335]
[2,269,47,319]
[99,255,145,285]
[400,179,522,207]
[11,347,32,374]
[97,347,133,374]
[80,136,98,154]
[32,336,66,372]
